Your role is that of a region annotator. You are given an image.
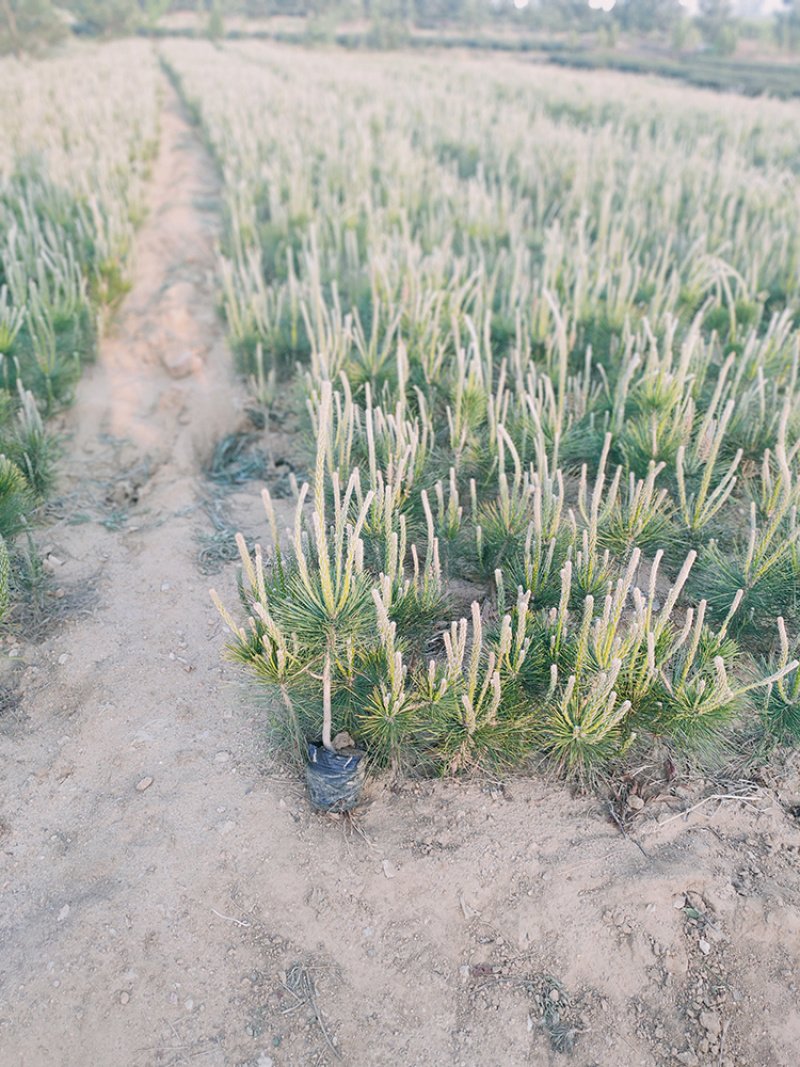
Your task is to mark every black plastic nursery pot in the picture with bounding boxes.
[306,741,365,813]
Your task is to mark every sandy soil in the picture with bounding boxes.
[2,80,800,1067]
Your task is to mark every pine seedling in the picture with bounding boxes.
[372,495,447,649]
[433,600,526,773]
[221,574,307,761]
[275,476,374,670]
[723,369,785,462]
[364,390,431,500]
[619,355,693,480]
[446,342,489,476]
[306,376,357,488]
[0,454,32,542]
[213,381,376,753]
[599,461,674,559]
[507,456,570,605]
[565,434,618,599]
[348,299,403,395]
[657,602,796,761]
[675,397,742,544]
[26,286,58,379]
[0,286,24,355]
[474,425,533,577]
[4,382,57,497]
[434,468,463,545]
[760,617,800,747]
[248,342,278,411]
[698,419,800,628]
[514,522,561,608]
[356,588,421,769]
[493,585,533,684]
[539,658,633,784]
[520,547,749,775]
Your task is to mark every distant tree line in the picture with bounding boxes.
[0,0,66,53]
[1,0,799,56]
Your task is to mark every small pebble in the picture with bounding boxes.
[58,653,69,666]
[673,895,686,910]
[548,988,560,1002]
[627,795,645,811]
[136,777,154,792]
[698,938,711,955]
[214,752,230,763]
[161,582,170,592]
[120,992,129,1005]
[382,859,396,879]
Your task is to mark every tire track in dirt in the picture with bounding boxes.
[1,72,800,1067]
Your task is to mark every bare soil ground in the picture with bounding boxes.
[2,81,800,1067]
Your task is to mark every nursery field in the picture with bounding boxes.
[2,36,800,1067]
[164,39,800,780]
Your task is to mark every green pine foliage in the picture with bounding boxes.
[0,454,32,542]
[180,39,800,782]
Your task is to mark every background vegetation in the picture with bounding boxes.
[0,40,159,616]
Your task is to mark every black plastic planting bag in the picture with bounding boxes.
[306,741,365,812]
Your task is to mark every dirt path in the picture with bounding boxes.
[2,81,800,1067]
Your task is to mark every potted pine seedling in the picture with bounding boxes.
[211,383,377,811]
[212,478,374,811]
[287,461,375,811]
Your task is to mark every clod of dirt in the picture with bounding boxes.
[332,731,355,752]
[105,479,142,508]
[699,1010,721,1037]
[164,347,202,379]
[381,859,396,879]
